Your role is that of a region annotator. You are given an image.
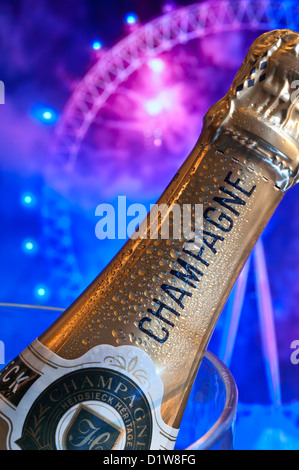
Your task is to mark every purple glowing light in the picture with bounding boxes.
[144,98,163,116]
[144,89,174,116]
[148,58,165,73]
[162,2,177,13]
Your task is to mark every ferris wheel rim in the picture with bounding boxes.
[52,0,296,167]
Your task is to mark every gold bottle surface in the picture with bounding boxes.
[1,29,299,451]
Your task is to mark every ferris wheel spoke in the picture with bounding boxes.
[254,238,282,406]
[218,256,251,367]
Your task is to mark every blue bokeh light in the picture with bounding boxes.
[21,192,36,207]
[31,105,58,125]
[34,285,50,300]
[92,40,102,50]
[124,12,138,24]
[22,239,38,254]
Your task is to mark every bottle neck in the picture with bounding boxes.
[39,138,283,428]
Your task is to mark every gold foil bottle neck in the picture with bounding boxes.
[201,29,299,190]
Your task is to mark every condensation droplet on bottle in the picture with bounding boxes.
[129,291,135,300]
[129,332,136,343]
[112,328,127,344]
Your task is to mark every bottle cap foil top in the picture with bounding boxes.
[202,29,299,190]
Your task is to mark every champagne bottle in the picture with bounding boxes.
[1,29,299,451]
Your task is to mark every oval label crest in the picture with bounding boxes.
[0,341,179,450]
[16,367,152,450]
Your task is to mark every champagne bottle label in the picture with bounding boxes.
[0,340,178,450]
